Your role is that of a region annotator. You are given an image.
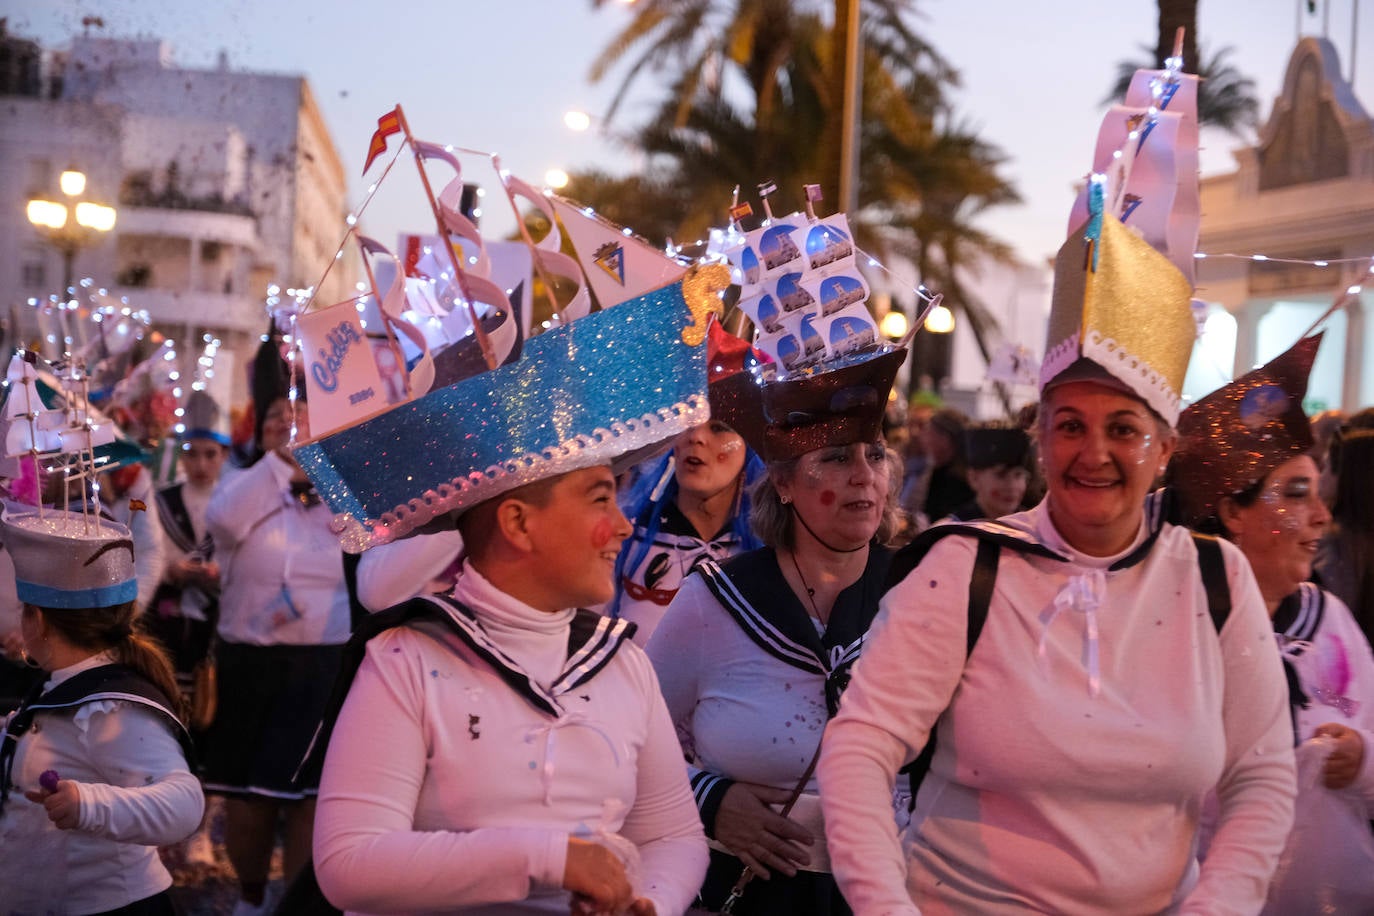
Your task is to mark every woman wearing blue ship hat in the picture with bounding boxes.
[300,267,724,915]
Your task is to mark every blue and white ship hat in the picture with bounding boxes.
[294,263,727,551]
[3,508,137,610]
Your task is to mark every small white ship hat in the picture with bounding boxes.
[179,389,231,446]
[2,508,137,609]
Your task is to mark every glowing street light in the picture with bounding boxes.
[879,309,908,340]
[545,168,571,189]
[563,110,593,132]
[26,167,117,295]
[924,304,955,334]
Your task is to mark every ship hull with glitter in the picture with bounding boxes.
[293,265,725,551]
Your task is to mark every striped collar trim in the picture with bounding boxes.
[423,594,634,718]
[697,558,846,676]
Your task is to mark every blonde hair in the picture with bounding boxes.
[749,445,904,549]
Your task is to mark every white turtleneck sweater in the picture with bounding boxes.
[313,562,707,915]
[3,653,203,915]
[817,502,1295,916]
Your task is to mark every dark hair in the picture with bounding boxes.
[1190,474,1265,538]
[1328,425,1374,633]
[456,472,572,560]
[749,445,904,549]
[32,601,186,720]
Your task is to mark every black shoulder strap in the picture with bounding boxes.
[293,600,447,789]
[904,537,1001,803]
[1190,532,1231,633]
[966,539,1000,656]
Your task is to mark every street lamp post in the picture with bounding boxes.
[26,168,117,296]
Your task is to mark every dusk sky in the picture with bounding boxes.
[7,0,1372,270]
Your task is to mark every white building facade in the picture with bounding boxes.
[0,31,353,402]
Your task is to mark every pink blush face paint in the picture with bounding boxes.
[819,490,837,506]
[591,517,616,549]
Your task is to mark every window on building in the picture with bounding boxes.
[116,264,152,288]
[27,159,51,196]
[21,260,46,288]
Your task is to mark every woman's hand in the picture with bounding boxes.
[714,781,813,879]
[24,779,81,830]
[569,894,656,916]
[1315,723,1365,789]
[564,837,634,914]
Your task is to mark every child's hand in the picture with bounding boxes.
[25,775,81,830]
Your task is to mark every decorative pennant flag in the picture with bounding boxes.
[363,106,402,175]
[729,201,754,223]
[548,196,686,309]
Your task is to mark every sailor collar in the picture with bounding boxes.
[423,593,636,719]
[695,546,891,715]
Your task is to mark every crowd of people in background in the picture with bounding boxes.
[2,316,1374,914]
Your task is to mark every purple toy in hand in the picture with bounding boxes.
[39,770,60,793]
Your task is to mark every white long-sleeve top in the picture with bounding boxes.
[207,451,350,645]
[818,502,1295,916]
[313,561,707,915]
[355,526,464,612]
[4,654,204,915]
[1264,583,1374,912]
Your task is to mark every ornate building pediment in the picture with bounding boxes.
[1256,37,1370,190]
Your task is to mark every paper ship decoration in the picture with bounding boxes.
[294,263,726,551]
[1066,53,1200,287]
[708,187,880,373]
[1042,44,1202,427]
[0,349,143,526]
[291,108,738,550]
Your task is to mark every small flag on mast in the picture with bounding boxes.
[363,107,403,175]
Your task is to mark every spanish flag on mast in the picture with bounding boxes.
[363,106,402,175]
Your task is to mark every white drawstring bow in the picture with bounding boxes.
[524,711,620,806]
[1039,569,1107,698]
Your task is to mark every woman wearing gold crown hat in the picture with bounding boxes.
[0,507,203,915]
[816,193,1295,913]
[299,273,719,914]
[645,338,906,915]
[1170,334,1374,912]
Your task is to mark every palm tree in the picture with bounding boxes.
[589,0,954,206]
[1106,43,1260,137]
[1105,0,1259,137]
[578,2,1020,398]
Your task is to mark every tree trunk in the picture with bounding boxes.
[1154,0,1199,74]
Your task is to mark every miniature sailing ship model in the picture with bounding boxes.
[0,349,133,550]
[288,106,728,552]
[712,183,886,374]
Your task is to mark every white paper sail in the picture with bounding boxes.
[549,196,687,309]
[731,208,878,372]
[1067,68,1200,286]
